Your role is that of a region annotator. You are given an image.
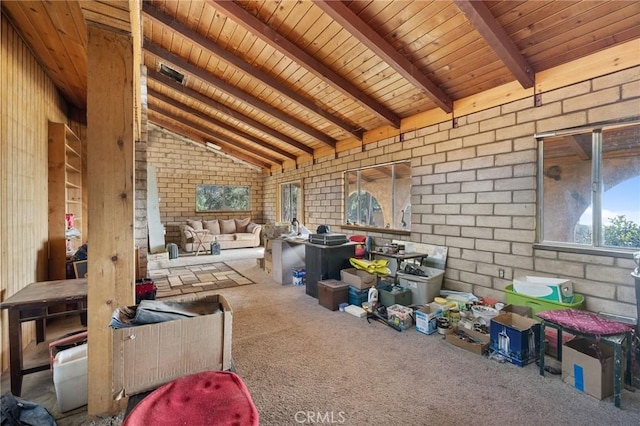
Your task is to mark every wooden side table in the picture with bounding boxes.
[0,279,87,396]
[191,230,210,256]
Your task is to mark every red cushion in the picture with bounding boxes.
[123,371,259,426]
[349,235,367,243]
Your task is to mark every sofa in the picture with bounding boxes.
[179,218,262,253]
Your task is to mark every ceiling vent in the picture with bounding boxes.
[159,64,184,84]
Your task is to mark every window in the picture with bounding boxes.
[279,181,303,222]
[195,185,250,212]
[538,121,640,250]
[344,161,411,230]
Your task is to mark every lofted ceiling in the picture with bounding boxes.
[3,0,640,171]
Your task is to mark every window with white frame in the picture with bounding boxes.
[538,121,640,249]
[344,161,411,230]
[279,180,302,223]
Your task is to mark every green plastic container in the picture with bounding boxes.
[505,284,584,320]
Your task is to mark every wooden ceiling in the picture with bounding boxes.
[3,1,640,171]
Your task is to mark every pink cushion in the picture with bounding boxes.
[123,371,259,426]
[537,309,634,336]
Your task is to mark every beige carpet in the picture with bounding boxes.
[5,250,640,425]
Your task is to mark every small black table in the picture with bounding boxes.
[0,278,87,396]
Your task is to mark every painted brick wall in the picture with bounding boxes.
[147,125,265,246]
[265,66,640,318]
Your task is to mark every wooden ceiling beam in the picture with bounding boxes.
[147,69,308,157]
[142,3,363,141]
[209,0,401,128]
[313,0,453,114]
[148,109,278,169]
[148,87,299,161]
[454,0,535,89]
[144,40,328,150]
[148,114,273,170]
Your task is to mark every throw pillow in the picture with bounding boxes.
[186,219,203,231]
[204,220,221,235]
[246,222,257,233]
[235,218,250,233]
[220,219,236,234]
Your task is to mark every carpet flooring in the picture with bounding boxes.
[148,261,255,298]
[4,250,640,426]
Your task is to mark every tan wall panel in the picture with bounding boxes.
[0,14,68,372]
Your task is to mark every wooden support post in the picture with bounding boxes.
[86,21,139,415]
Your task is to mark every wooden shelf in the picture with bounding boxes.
[48,122,84,280]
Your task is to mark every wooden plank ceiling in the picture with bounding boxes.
[3,0,639,171]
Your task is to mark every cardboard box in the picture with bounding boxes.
[499,304,532,318]
[340,268,376,290]
[415,303,443,335]
[562,338,614,400]
[445,327,490,355]
[112,294,232,396]
[489,313,541,367]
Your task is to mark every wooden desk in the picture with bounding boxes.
[0,278,87,396]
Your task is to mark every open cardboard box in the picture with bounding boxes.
[562,337,614,400]
[111,294,232,397]
[445,327,490,355]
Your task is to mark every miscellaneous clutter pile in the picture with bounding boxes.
[304,246,638,406]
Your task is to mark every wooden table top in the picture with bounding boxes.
[0,278,87,309]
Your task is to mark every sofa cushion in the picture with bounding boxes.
[215,234,235,242]
[234,233,255,241]
[246,222,257,233]
[235,218,250,233]
[187,219,203,231]
[220,219,236,234]
[204,220,221,235]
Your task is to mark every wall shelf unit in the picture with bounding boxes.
[48,122,83,279]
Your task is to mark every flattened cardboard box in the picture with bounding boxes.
[112,294,232,397]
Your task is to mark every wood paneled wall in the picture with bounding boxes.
[1,13,71,372]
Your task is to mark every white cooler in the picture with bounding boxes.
[53,343,88,412]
